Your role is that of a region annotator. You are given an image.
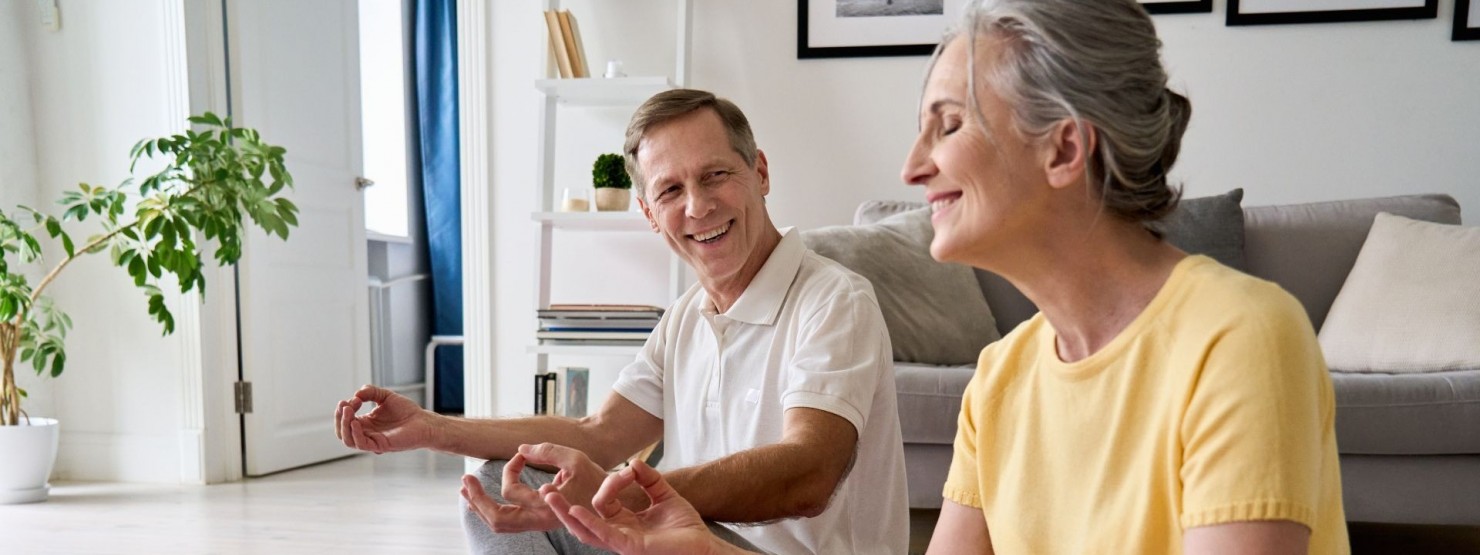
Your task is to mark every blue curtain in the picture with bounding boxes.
[414,0,463,413]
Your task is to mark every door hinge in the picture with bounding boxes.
[234,381,254,414]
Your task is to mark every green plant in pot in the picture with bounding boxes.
[591,153,632,212]
[0,113,298,504]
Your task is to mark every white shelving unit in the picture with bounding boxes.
[532,0,693,384]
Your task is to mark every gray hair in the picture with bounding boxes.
[929,0,1190,223]
[623,89,758,198]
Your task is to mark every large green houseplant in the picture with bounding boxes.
[0,113,297,502]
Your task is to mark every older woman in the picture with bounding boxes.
[545,0,1349,553]
[908,1,1347,553]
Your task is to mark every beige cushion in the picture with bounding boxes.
[803,208,999,365]
[1319,213,1480,373]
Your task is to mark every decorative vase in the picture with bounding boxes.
[594,188,631,212]
[0,417,60,504]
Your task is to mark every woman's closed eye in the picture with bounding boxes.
[940,117,962,136]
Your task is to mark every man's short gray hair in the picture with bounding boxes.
[623,89,758,198]
[930,0,1191,223]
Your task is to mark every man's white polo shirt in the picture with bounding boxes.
[613,228,909,555]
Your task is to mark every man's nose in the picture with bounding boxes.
[685,187,715,219]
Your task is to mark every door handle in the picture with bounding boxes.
[355,177,376,191]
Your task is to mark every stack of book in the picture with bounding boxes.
[543,9,590,79]
[537,304,663,346]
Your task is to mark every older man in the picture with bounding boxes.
[334,89,907,554]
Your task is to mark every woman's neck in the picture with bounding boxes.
[985,218,1187,363]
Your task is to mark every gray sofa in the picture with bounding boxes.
[809,193,1476,525]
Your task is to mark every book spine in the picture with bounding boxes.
[562,10,590,78]
[543,373,558,416]
[534,373,545,414]
[556,10,585,78]
[544,11,573,78]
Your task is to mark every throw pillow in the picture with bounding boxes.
[1151,188,1248,272]
[802,208,1000,366]
[1319,212,1480,373]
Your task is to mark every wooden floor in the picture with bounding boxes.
[1,451,469,554]
[6,453,1478,554]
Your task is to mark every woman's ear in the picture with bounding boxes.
[1043,119,1095,190]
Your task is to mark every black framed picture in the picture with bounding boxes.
[1140,0,1213,15]
[1228,0,1438,26]
[796,0,1212,59]
[798,0,960,59]
[1458,0,1480,40]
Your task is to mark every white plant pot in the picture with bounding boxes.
[594,188,632,212]
[0,417,60,504]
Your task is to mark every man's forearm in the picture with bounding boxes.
[657,442,847,524]
[431,414,624,467]
[430,401,661,470]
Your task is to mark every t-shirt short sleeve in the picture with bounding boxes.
[1179,292,1330,530]
[611,319,668,420]
[782,289,889,434]
[942,366,984,509]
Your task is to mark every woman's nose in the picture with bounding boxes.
[901,137,937,186]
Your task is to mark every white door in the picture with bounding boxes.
[226,0,370,476]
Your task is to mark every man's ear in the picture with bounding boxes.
[638,197,659,232]
[754,149,770,196]
[1044,119,1095,191]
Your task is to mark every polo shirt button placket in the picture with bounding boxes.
[707,318,724,411]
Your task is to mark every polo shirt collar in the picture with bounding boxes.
[706,227,803,326]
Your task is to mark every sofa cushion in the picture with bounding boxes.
[1242,195,1461,331]
[1319,213,1480,373]
[1332,369,1480,455]
[1152,188,1247,272]
[803,208,999,365]
[893,362,975,445]
[858,190,1248,337]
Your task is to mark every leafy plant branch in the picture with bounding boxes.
[0,113,298,426]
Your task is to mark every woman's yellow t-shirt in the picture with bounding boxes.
[942,255,1349,554]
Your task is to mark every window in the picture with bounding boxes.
[359,0,411,239]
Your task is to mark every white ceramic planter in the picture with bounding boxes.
[0,417,60,504]
[594,187,631,212]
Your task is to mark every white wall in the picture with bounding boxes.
[0,0,53,420]
[486,0,1480,415]
[16,0,193,483]
[0,1,39,208]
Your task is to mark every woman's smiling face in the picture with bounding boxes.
[900,36,1054,268]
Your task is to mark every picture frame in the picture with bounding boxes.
[797,0,962,59]
[1228,0,1438,26]
[796,0,1211,59]
[1139,0,1213,15]
[1458,0,1480,41]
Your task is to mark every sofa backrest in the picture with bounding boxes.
[1242,194,1460,331]
[854,194,1461,336]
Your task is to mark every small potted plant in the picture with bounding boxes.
[0,113,298,504]
[591,153,632,212]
